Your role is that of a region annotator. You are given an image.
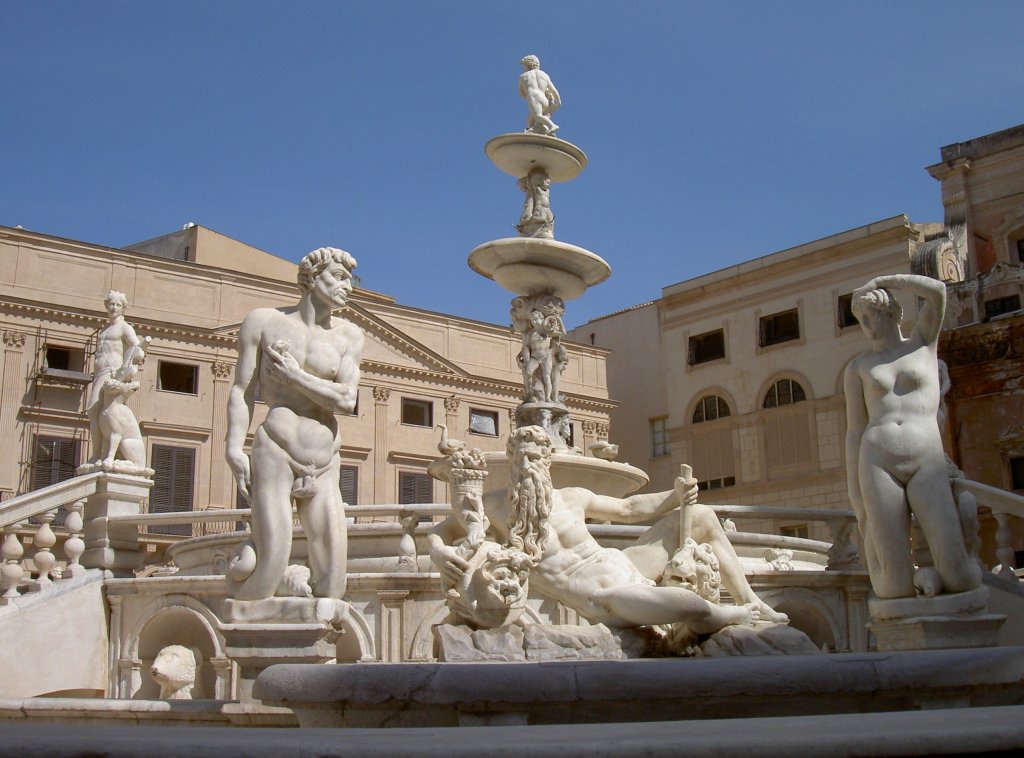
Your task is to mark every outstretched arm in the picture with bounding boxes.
[580,473,699,524]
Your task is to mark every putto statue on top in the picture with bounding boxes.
[226,247,364,602]
[519,54,561,136]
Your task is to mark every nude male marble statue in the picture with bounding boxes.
[226,247,363,601]
[430,426,786,637]
[844,273,982,599]
[86,290,142,464]
[519,55,561,136]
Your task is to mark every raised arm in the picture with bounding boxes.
[225,314,260,498]
[867,273,946,346]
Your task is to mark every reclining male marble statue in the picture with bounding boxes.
[429,426,789,655]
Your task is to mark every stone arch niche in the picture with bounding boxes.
[336,603,376,663]
[122,596,227,700]
[757,587,843,652]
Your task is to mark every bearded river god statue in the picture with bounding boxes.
[429,427,816,660]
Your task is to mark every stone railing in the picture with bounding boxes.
[0,473,105,604]
[953,478,1023,581]
[706,504,860,570]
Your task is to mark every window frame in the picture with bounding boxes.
[650,417,668,457]
[149,443,197,536]
[759,308,801,348]
[688,328,726,366]
[763,378,807,409]
[469,408,499,437]
[398,470,434,505]
[692,395,730,424]
[400,398,434,428]
[156,360,199,395]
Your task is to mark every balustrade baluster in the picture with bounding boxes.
[63,500,86,578]
[993,512,1018,581]
[29,510,58,590]
[1,524,25,603]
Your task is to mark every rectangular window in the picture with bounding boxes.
[340,464,359,505]
[398,471,433,505]
[688,329,725,365]
[781,524,809,539]
[150,445,196,536]
[157,361,198,394]
[1010,456,1024,490]
[759,308,800,347]
[837,293,858,328]
[469,409,499,436]
[697,476,735,491]
[984,295,1021,320]
[44,345,86,373]
[1016,239,1024,264]
[32,436,81,491]
[650,417,668,457]
[401,398,433,427]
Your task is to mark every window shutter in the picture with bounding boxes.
[339,464,358,505]
[399,471,433,505]
[32,437,81,490]
[151,445,195,536]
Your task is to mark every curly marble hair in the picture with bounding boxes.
[296,247,357,294]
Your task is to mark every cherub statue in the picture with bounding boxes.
[519,54,561,136]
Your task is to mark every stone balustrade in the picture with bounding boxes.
[1,500,86,604]
[953,478,1024,581]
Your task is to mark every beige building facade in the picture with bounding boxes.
[0,225,613,528]
[573,216,942,539]
[930,124,1024,567]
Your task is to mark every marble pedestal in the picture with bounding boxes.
[81,473,153,576]
[867,585,1006,651]
[221,598,349,700]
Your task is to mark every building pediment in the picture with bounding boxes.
[345,304,462,375]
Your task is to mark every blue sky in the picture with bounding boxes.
[4,2,1024,329]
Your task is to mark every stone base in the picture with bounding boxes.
[867,585,1006,651]
[254,646,1024,728]
[435,623,627,663]
[220,598,351,700]
[869,614,1006,652]
[76,460,155,478]
[222,597,349,626]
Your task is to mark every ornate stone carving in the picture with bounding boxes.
[517,170,554,239]
[211,361,233,380]
[519,54,561,136]
[443,395,460,413]
[2,330,26,350]
[150,645,201,700]
[511,295,567,404]
[372,386,391,403]
[225,247,363,601]
[845,274,982,603]
[431,426,788,652]
[581,420,598,437]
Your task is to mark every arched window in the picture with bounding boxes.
[692,395,730,424]
[763,379,806,409]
